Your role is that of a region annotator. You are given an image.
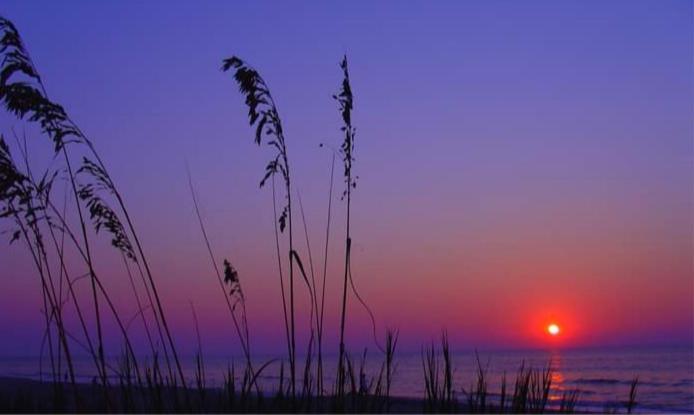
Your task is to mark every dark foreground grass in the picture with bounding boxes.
[0,359,640,414]
[0,336,641,414]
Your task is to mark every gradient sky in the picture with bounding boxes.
[0,1,692,357]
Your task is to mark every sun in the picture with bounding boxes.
[547,323,560,336]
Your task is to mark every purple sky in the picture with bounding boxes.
[0,1,692,357]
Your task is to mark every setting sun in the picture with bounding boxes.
[547,323,561,336]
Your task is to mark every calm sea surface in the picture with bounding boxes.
[1,345,692,413]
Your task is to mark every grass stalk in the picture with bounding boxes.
[187,169,252,368]
[223,55,299,397]
[335,54,356,399]
[317,152,336,396]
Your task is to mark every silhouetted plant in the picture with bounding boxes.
[8,131,121,401]
[187,170,254,379]
[76,160,136,261]
[0,22,108,384]
[0,16,110,391]
[297,192,322,399]
[317,152,336,396]
[223,258,252,361]
[0,18,80,153]
[334,54,356,399]
[0,15,188,399]
[464,352,489,412]
[559,389,580,413]
[507,362,554,413]
[0,135,77,393]
[500,371,508,412]
[0,135,36,235]
[383,329,399,410]
[190,302,206,408]
[422,332,456,412]
[626,376,638,414]
[223,55,299,397]
[334,55,381,397]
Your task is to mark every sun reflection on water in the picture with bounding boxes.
[548,351,566,402]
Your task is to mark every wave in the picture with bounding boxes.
[570,377,686,388]
[572,377,622,385]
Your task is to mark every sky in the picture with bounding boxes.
[0,1,692,358]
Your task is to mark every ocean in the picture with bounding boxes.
[1,345,692,413]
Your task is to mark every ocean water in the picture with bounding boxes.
[1,345,692,413]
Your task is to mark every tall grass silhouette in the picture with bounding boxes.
[0,14,188,405]
[334,55,356,399]
[222,56,301,397]
[187,171,253,377]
